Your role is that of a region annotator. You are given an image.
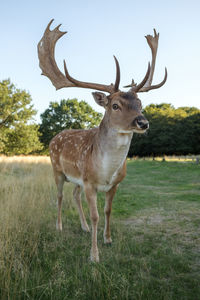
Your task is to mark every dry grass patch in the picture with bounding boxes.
[0,155,50,164]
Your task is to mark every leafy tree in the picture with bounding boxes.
[0,79,43,154]
[4,124,42,155]
[40,99,102,148]
[0,80,36,127]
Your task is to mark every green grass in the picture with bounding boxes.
[0,157,200,300]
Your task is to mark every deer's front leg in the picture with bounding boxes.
[84,184,99,262]
[104,185,117,244]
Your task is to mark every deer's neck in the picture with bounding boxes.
[97,115,133,152]
[95,115,133,175]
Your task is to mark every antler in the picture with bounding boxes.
[38,19,120,93]
[124,29,167,93]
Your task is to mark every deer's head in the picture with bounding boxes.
[38,21,167,134]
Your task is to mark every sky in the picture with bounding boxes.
[1,0,200,123]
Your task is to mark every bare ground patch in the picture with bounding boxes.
[122,207,200,269]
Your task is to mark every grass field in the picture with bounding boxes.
[0,156,200,300]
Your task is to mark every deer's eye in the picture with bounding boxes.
[112,104,119,110]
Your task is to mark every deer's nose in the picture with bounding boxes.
[135,116,149,130]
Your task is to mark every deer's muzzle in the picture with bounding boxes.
[133,115,149,130]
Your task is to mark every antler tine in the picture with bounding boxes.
[63,56,120,93]
[132,63,151,93]
[37,19,74,90]
[123,63,151,92]
[142,28,159,88]
[38,19,120,94]
[139,28,167,92]
[123,79,137,89]
[123,28,167,93]
[139,67,167,92]
[113,55,120,92]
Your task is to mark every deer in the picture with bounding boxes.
[38,20,167,262]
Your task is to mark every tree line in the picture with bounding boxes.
[0,79,200,156]
[129,103,200,157]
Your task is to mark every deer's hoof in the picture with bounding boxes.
[81,223,90,233]
[56,220,62,231]
[90,250,99,263]
[104,236,112,244]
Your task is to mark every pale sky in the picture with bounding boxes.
[1,0,200,122]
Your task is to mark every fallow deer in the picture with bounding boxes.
[38,20,167,262]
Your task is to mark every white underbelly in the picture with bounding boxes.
[66,175,83,187]
[97,183,114,192]
[65,175,115,192]
[65,149,128,193]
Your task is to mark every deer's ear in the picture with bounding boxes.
[92,92,108,107]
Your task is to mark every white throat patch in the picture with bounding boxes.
[118,130,133,134]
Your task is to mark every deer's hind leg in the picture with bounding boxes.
[73,185,90,232]
[53,170,65,231]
